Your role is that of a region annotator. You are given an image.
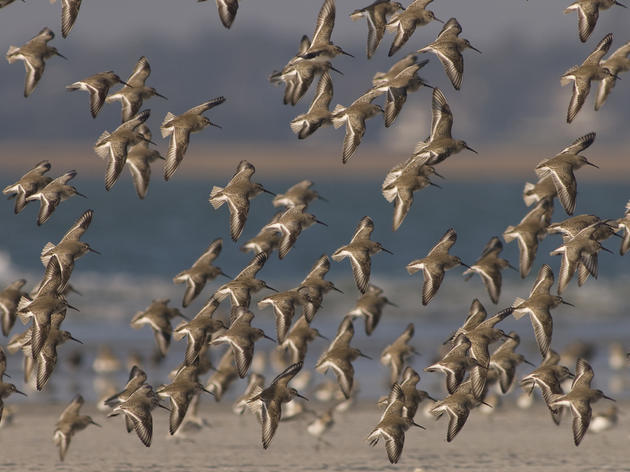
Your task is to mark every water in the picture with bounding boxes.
[0,176,628,402]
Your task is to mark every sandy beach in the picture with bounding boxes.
[0,400,626,471]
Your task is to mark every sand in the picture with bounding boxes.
[0,400,627,471]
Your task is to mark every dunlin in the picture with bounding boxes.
[616,200,630,254]
[386,0,443,57]
[25,170,86,225]
[463,236,516,304]
[130,298,187,357]
[3,160,52,214]
[350,0,404,58]
[205,349,239,400]
[289,72,334,139]
[425,334,478,394]
[51,0,83,38]
[174,300,226,365]
[595,40,630,109]
[36,312,82,390]
[399,367,436,419]
[125,125,165,199]
[104,365,148,408]
[273,180,326,209]
[258,289,311,343]
[381,323,416,383]
[233,372,265,419]
[161,97,225,180]
[488,332,533,394]
[348,284,397,335]
[241,212,283,256]
[53,394,99,461]
[0,279,28,336]
[430,380,486,442]
[298,254,343,321]
[564,0,626,42]
[281,314,327,363]
[297,0,353,63]
[444,298,487,346]
[6,27,66,97]
[270,56,340,106]
[0,379,26,421]
[523,175,557,207]
[66,71,129,118]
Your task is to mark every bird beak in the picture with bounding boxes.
[329,65,344,75]
[481,400,494,408]
[469,45,482,54]
[155,91,168,99]
[75,191,88,199]
[434,17,444,23]
[158,403,171,412]
[359,352,372,360]
[508,263,519,272]
[386,300,398,308]
[603,394,616,401]
[263,188,277,196]
[70,336,83,344]
[209,122,222,129]
[561,300,575,307]
[318,195,329,202]
[332,285,344,294]
[427,395,438,402]
[429,182,442,189]
[615,0,627,6]
[66,303,80,312]
[220,271,232,279]
[567,372,575,379]
[412,421,426,429]
[523,358,535,367]
[316,332,329,340]
[381,247,394,255]
[465,145,478,154]
[15,389,27,396]
[341,49,354,58]
[88,247,101,255]
[600,246,613,254]
[263,334,277,343]
[120,80,132,87]
[432,170,446,179]
[91,421,102,427]
[56,52,68,60]
[202,387,217,398]
[264,284,279,293]
[296,392,309,401]
[586,160,599,168]
[459,262,472,269]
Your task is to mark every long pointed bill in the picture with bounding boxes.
[75,191,88,198]
[158,403,171,411]
[91,421,102,427]
[56,52,68,60]
[429,182,442,189]
[433,170,446,179]
[427,395,438,402]
[332,285,344,294]
[469,45,482,54]
[296,392,309,401]
[263,334,277,343]
[88,247,101,255]
[209,122,222,129]
[600,246,613,254]
[481,400,494,408]
[381,247,394,255]
[603,394,616,401]
[561,300,575,307]
[70,336,83,344]
[265,284,279,293]
[508,263,519,272]
[330,66,344,75]
[359,352,372,360]
[523,358,535,367]
[316,332,329,340]
[412,421,426,429]
[460,262,472,269]
[66,303,80,312]
[434,17,444,23]
[318,195,329,202]
[386,300,398,308]
[220,271,232,279]
[615,1,627,6]
[120,80,132,87]
[202,387,217,398]
[316,220,328,227]
[155,92,168,99]
[262,188,276,196]
[341,50,354,58]
[15,389,27,396]
[465,145,478,154]
[586,161,599,168]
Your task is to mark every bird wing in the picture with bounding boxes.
[127,56,151,86]
[164,127,191,181]
[421,264,444,306]
[216,0,239,29]
[61,209,93,242]
[311,0,335,47]
[430,88,453,139]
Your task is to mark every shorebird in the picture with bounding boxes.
[210,307,275,378]
[210,252,276,308]
[104,365,148,409]
[36,313,82,390]
[589,405,618,433]
[205,349,239,400]
[0,279,28,337]
[241,212,283,256]
[198,0,239,28]
[381,323,417,383]
[7,328,35,383]
[39,209,97,290]
[161,97,225,180]
[260,204,327,259]
[367,383,424,463]
[105,57,167,123]
[444,298,487,346]
[156,362,215,434]
[561,33,619,123]
[398,367,436,419]
[550,222,613,293]
[6,27,66,97]
[281,314,327,363]
[535,132,598,215]
[307,408,335,448]
[333,216,393,293]
[66,71,128,118]
[316,316,370,398]
[108,384,169,447]
[512,264,573,357]
[298,254,343,320]
[521,349,574,425]
[549,358,615,445]
[25,170,86,225]
[0,347,8,380]
[247,361,308,449]
[430,380,486,442]
[270,55,340,106]
[367,56,431,127]
[209,160,275,241]
[616,200,630,255]
[94,109,152,191]
[3,160,52,214]
[0,378,26,421]
[523,175,557,207]
[273,180,326,209]
[173,238,228,307]
[425,334,479,394]
[386,0,443,57]
[503,199,553,278]
[174,300,226,365]
[412,87,476,166]
[258,289,312,343]
[350,0,404,58]
[92,345,121,374]
[130,298,187,357]
[488,332,533,394]
[463,237,516,304]
[382,159,442,230]
[124,124,164,199]
[406,228,468,306]
[48,0,83,38]
[348,284,397,335]
[53,394,99,462]
[417,17,481,90]
[296,0,353,64]
[289,72,334,139]
[233,372,265,419]
[595,40,630,110]
[564,0,626,42]
[331,94,384,163]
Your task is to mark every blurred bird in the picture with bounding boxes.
[66,71,129,118]
[273,180,327,209]
[130,298,187,357]
[25,170,86,225]
[281,315,327,363]
[488,332,533,394]
[331,94,384,163]
[522,175,557,207]
[53,394,99,462]
[564,0,626,42]
[386,0,443,57]
[3,160,52,214]
[51,0,83,38]
[350,0,404,58]
[198,0,239,29]
[381,323,417,383]
[124,125,165,199]
[595,40,630,109]
[289,72,334,139]
[348,284,397,335]
[241,212,283,257]
[0,279,28,337]
[430,380,485,442]
[463,237,516,304]
[298,254,343,321]
[36,313,82,390]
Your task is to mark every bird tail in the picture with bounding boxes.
[160,112,175,137]
[209,186,225,208]
[512,298,527,317]
[522,182,537,206]
[502,226,516,242]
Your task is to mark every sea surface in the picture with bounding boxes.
[0,176,628,402]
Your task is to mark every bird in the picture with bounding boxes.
[0,347,8,380]
[595,40,630,109]
[430,380,485,442]
[173,238,228,308]
[233,372,265,419]
[130,298,187,357]
[205,349,239,401]
[241,212,283,256]
[503,199,553,278]
[443,298,488,346]
[348,284,397,335]
[103,365,148,409]
[105,56,167,123]
[258,289,312,344]
[523,175,558,207]
[535,132,598,215]
[0,378,26,422]
[386,0,443,57]
[367,383,425,463]
[272,180,327,209]
[281,314,327,363]
[289,72,334,139]
[53,394,99,461]
[398,367,436,419]
[297,254,343,321]
[331,94,384,163]
[425,334,479,394]
[93,109,152,191]
[332,216,393,293]
[316,316,370,398]
[210,252,276,308]
[3,160,52,214]
[488,332,533,394]
[124,124,165,199]
[382,160,441,231]
[350,0,404,59]
[209,160,275,241]
[161,97,225,180]
[247,361,308,449]
[561,33,619,123]
[173,299,226,365]
[615,200,630,255]
[296,0,353,64]
[564,0,626,42]
[108,384,169,447]
[39,209,97,291]
[0,279,28,337]
[412,87,477,166]
[25,170,86,225]
[259,204,327,259]
[512,264,573,357]
[548,358,615,445]
[210,307,275,378]
[406,228,468,305]
[589,405,618,433]
[49,0,83,38]
[462,236,516,304]
[417,17,481,90]
[66,71,129,118]
[198,0,239,29]
[381,323,417,383]
[5,27,66,97]
[36,313,82,390]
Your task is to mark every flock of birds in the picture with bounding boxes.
[0,0,629,466]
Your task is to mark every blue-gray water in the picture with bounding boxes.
[1,176,628,402]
